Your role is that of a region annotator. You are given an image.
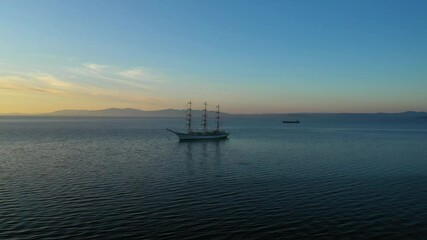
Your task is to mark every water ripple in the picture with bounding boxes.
[1,118,427,239]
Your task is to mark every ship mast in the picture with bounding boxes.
[186,100,192,133]
[216,104,220,131]
[202,101,208,132]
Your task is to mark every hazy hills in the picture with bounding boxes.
[1,108,426,123]
[43,108,232,118]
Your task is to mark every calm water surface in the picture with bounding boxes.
[1,117,427,239]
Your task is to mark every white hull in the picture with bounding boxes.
[167,129,229,140]
[176,133,229,140]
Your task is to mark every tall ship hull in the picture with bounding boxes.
[168,101,229,141]
[167,129,229,140]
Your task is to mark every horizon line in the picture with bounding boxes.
[0,107,426,116]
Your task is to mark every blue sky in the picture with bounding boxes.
[0,0,426,113]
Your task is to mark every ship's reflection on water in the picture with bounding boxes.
[179,139,229,175]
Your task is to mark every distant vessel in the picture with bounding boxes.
[167,101,229,140]
[283,120,300,124]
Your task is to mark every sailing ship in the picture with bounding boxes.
[167,101,229,140]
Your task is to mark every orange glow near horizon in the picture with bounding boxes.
[1,65,426,115]
[1,89,425,115]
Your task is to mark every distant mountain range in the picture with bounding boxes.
[42,108,233,118]
[1,108,426,123]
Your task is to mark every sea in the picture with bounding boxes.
[1,116,427,239]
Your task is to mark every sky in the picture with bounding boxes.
[1,0,426,114]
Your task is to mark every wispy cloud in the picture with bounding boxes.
[0,71,164,105]
[0,73,74,95]
[118,67,167,83]
[34,73,75,89]
[0,61,170,112]
[66,63,163,90]
[119,68,145,80]
[83,63,110,73]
